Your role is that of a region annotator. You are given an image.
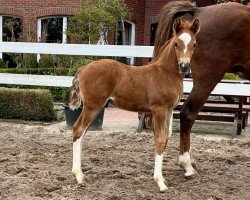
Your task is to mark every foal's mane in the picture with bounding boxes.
[150,39,173,63]
[153,1,197,59]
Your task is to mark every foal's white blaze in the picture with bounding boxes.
[154,154,168,192]
[72,130,86,184]
[178,32,191,53]
[179,152,197,176]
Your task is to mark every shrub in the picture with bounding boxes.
[49,87,68,102]
[39,54,54,68]
[57,55,73,68]
[0,58,5,68]
[69,58,93,75]
[22,54,38,68]
[0,67,69,75]
[223,73,241,80]
[0,87,55,121]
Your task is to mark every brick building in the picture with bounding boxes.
[0,0,215,65]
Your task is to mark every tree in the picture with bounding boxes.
[67,0,131,44]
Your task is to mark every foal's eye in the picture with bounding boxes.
[193,43,198,48]
[174,43,178,47]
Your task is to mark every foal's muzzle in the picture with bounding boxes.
[179,62,191,76]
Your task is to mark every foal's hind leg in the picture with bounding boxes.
[152,108,170,192]
[72,106,104,184]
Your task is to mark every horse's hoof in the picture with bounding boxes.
[184,169,198,179]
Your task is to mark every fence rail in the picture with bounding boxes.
[0,73,249,96]
[0,42,154,57]
[0,42,249,96]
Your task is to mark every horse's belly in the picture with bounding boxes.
[109,96,150,113]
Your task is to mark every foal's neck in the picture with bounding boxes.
[154,39,180,75]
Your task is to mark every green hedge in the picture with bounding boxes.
[39,54,54,68]
[223,73,242,80]
[0,87,55,121]
[0,67,69,76]
[22,54,38,68]
[0,57,95,102]
[0,58,5,68]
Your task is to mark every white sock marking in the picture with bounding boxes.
[179,32,191,53]
[168,111,173,137]
[73,134,84,171]
[154,154,168,191]
[179,152,196,176]
[72,127,88,184]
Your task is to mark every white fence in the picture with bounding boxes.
[0,42,249,96]
[0,42,153,57]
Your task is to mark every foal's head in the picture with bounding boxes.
[172,18,200,75]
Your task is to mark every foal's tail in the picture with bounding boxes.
[153,0,197,59]
[69,69,82,110]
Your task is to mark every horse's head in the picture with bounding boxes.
[172,18,200,76]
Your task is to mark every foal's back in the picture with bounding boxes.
[78,59,181,112]
[78,59,152,111]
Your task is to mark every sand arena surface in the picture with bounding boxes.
[0,108,250,200]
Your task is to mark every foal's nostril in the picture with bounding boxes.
[179,62,185,69]
[179,62,191,72]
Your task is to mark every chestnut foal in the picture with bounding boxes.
[70,18,200,192]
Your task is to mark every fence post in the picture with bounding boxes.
[0,16,3,59]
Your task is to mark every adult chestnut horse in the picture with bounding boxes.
[70,18,200,192]
[153,1,250,180]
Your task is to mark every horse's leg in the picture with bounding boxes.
[168,110,173,137]
[72,106,104,184]
[152,108,170,192]
[179,79,222,177]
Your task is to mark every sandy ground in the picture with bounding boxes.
[0,108,250,200]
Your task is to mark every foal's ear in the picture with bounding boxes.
[191,19,200,35]
[173,18,182,35]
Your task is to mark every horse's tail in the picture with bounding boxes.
[69,69,82,110]
[153,0,198,59]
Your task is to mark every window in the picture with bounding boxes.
[115,20,135,46]
[115,20,135,65]
[150,23,157,46]
[3,16,22,42]
[37,16,67,61]
[0,16,23,67]
[37,16,67,43]
[41,18,63,43]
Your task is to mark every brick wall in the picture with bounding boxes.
[125,0,146,46]
[0,0,81,17]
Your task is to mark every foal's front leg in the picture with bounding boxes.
[168,110,173,137]
[152,109,169,192]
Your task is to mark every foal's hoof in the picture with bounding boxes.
[159,185,168,193]
[191,161,197,170]
[72,170,84,185]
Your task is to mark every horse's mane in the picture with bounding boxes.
[153,1,198,60]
